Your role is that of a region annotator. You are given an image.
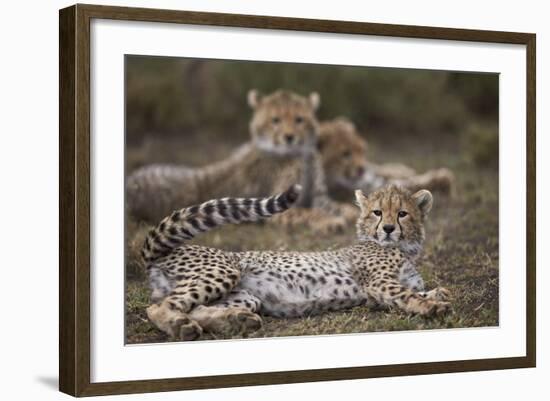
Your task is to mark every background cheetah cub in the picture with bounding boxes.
[318,117,455,199]
[126,89,352,233]
[144,185,451,341]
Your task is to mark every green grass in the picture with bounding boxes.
[125,134,499,344]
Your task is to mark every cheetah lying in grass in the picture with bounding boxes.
[270,117,456,229]
[126,89,353,233]
[318,117,455,199]
[143,184,451,341]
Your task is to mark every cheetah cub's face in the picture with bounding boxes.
[248,89,320,156]
[355,185,433,254]
[318,117,368,188]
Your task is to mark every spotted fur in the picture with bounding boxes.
[144,185,451,341]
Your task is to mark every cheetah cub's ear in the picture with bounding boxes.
[248,89,262,109]
[354,189,368,210]
[334,116,355,132]
[412,189,433,219]
[309,92,321,111]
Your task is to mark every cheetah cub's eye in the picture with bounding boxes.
[342,150,352,158]
[295,116,304,124]
[272,117,281,124]
[398,211,408,218]
[373,210,382,217]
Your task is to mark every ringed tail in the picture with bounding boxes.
[141,184,302,263]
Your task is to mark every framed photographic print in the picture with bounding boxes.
[59,3,536,397]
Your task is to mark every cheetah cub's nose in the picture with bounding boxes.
[383,224,395,234]
[284,133,295,144]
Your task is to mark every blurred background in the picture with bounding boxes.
[125,56,498,172]
[125,56,500,343]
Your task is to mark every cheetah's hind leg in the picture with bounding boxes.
[146,301,203,341]
[146,258,243,341]
[419,287,451,302]
[188,289,263,336]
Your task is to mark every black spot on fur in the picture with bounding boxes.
[284,185,299,203]
[253,200,264,216]
[203,217,216,228]
[203,204,215,214]
[266,197,276,214]
[189,219,202,231]
[217,203,228,217]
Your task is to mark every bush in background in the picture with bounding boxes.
[126,56,498,147]
[462,123,499,169]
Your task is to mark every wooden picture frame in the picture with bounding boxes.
[59,3,536,397]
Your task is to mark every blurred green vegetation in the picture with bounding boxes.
[126,56,499,153]
[462,123,499,169]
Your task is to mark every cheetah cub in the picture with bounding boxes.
[144,185,451,341]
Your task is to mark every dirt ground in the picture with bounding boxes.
[124,133,499,344]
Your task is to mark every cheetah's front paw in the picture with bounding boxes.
[411,297,452,317]
[421,300,452,317]
[424,287,451,302]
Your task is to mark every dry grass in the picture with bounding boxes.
[125,134,499,344]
